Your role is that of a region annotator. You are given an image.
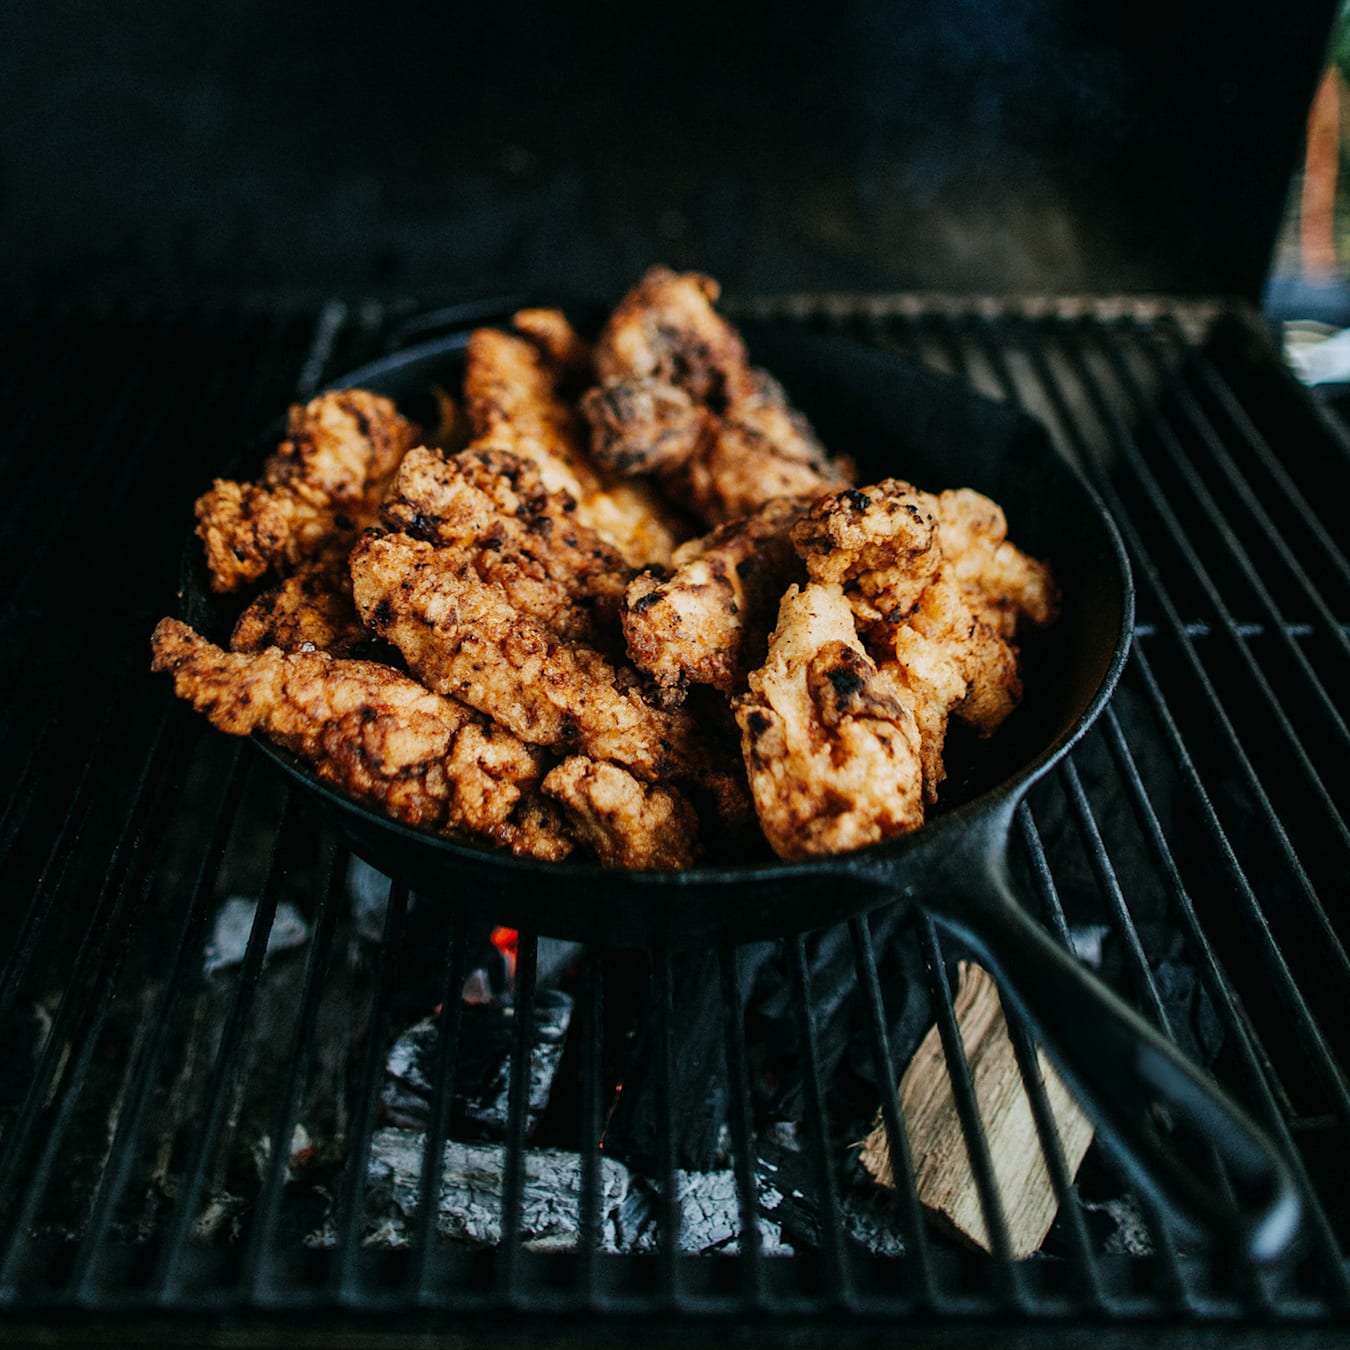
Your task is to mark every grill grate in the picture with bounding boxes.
[1,294,1347,1339]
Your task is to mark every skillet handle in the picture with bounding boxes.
[932,859,1302,1263]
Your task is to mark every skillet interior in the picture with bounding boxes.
[179,319,1133,947]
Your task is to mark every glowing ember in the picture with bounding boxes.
[490,926,518,985]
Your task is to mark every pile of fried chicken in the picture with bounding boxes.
[151,267,1058,870]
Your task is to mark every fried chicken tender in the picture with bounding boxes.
[670,368,850,525]
[542,756,700,870]
[792,480,1031,800]
[381,444,631,641]
[583,267,850,525]
[195,390,419,592]
[621,497,807,700]
[149,618,572,860]
[230,554,375,657]
[465,321,682,567]
[734,583,924,859]
[933,488,1059,638]
[350,531,717,785]
[592,266,757,406]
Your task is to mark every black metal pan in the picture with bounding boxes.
[179,307,1300,1263]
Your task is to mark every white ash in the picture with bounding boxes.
[203,896,309,975]
[362,1127,629,1251]
[1068,924,1111,968]
[346,857,402,942]
[1081,1193,1154,1256]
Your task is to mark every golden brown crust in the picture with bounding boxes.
[149,618,572,860]
[350,531,717,785]
[584,269,849,526]
[734,584,925,859]
[542,755,701,870]
[620,497,808,700]
[230,555,375,657]
[934,488,1059,638]
[465,324,683,567]
[381,444,630,640]
[194,389,419,593]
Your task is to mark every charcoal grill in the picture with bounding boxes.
[1,292,1348,1347]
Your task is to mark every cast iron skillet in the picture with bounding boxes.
[181,310,1300,1264]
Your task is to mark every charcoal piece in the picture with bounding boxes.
[381,988,573,1139]
[744,903,910,1123]
[755,1132,947,1260]
[1152,959,1224,1066]
[601,944,775,1174]
[614,1168,793,1256]
[361,1128,629,1250]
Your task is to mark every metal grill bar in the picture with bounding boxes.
[1122,322,1350,667]
[784,934,850,1306]
[1004,322,1350,1120]
[1074,323,1350,840]
[576,949,604,1300]
[330,877,409,1301]
[409,914,470,1297]
[497,930,539,1300]
[241,840,347,1302]
[1100,707,1350,1302]
[150,789,299,1300]
[1159,316,1350,585]
[64,743,250,1298]
[846,915,933,1307]
[717,944,764,1306]
[652,947,679,1301]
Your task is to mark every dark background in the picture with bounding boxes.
[0,1,1338,307]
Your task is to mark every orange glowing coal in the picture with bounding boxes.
[490,926,518,984]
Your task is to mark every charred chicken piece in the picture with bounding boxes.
[621,497,808,701]
[194,389,419,592]
[150,618,572,861]
[734,583,925,859]
[583,267,850,525]
[542,755,701,870]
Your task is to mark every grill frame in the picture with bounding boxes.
[1,292,1347,1340]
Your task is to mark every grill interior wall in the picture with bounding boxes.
[0,296,1347,1328]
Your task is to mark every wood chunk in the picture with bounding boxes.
[859,961,1094,1259]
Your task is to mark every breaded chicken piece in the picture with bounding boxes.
[381,445,630,640]
[350,532,716,785]
[465,323,682,567]
[671,369,851,525]
[734,584,925,859]
[934,488,1059,638]
[584,268,850,525]
[230,554,375,657]
[792,479,1030,800]
[511,307,594,391]
[542,756,700,870]
[149,618,572,861]
[195,390,419,592]
[873,574,1023,802]
[621,497,808,700]
[791,479,945,636]
[581,377,708,477]
[592,266,757,407]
